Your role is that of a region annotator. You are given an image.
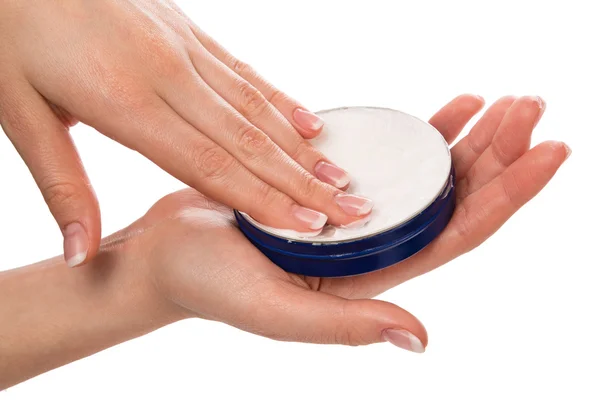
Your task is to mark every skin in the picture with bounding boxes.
[0,0,370,269]
[0,94,570,389]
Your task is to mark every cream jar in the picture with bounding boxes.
[234,107,455,277]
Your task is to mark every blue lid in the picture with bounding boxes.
[234,168,455,277]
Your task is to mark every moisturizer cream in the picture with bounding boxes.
[235,107,456,277]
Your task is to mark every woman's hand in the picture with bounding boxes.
[116,94,569,353]
[0,0,367,268]
[0,94,569,388]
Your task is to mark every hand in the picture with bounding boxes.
[115,94,569,353]
[0,0,366,269]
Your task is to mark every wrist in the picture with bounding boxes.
[97,228,190,331]
[0,228,186,389]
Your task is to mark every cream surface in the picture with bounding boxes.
[242,107,452,243]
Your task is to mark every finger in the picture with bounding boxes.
[0,82,101,268]
[191,32,324,138]
[450,96,517,180]
[164,3,323,138]
[186,45,351,189]
[441,140,569,256]
[458,96,546,198]
[233,279,428,352]
[90,94,335,233]
[428,94,485,145]
[155,61,369,228]
[325,140,570,298]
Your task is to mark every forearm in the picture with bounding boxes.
[0,240,181,389]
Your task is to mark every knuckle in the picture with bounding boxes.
[42,180,83,210]
[456,173,472,201]
[466,132,488,155]
[333,328,353,346]
[138,34,190,81]
[290,140,313,161]
[332,304,368,346]
[235,125,273,160]
[452,200,492,255]
[333,327,368,346]
[264,87,286,104]
[300,145,323,165]
[254,184,284,210]
[154,52,189,80]
[294,170,323,198]
[452,205,476,252]
[237,81,269,119]
[500,169,524,206]
[490,140,512,168]
[191,145,234,181]
[231,58,253,76]
[100,73,150,115]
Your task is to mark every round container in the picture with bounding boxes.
[234,106,456,277]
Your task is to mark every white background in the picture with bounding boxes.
[1,0,599,398]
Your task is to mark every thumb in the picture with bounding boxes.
[241,280,428,353]
[0,81,101,267]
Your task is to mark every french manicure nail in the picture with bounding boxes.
[315,161,351,188]
[292,205,328,230]
[63,222,89,268]
[335,194,374,217]
[564,143,572,160]
[293,108,324,132]
[382,329,425,353]
[534,96,546,126]
[340,214,372,229]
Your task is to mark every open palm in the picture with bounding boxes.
[117,94,568,353]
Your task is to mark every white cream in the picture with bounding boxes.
[242,107,452,243]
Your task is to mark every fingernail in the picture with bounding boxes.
[292,205,328,230]
[340,214,372,229]
[315,161,351,188]
[335,194,374,217]
[63,222,89,268]
[534,96,546,126]
[382,329,425,353]
[564,143,572,160]
[293,108,324,132]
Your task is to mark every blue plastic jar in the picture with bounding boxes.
[235,107,455,277]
